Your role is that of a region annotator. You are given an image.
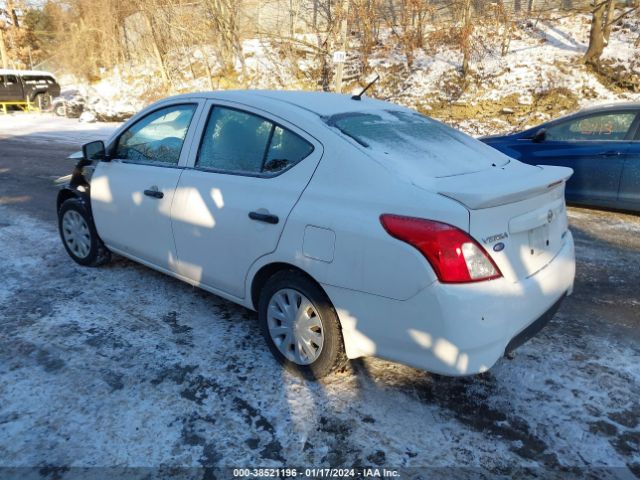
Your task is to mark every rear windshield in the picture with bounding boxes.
[327,110,508,177]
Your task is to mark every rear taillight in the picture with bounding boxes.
[380,214,502,283]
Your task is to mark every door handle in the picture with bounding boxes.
[601,151,621,157]
[144,188,164,199]
[249,211,279,224]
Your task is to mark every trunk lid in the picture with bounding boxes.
[435,162,573,282]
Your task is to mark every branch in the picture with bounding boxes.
[604,6,638,28]
[591,0,609,12]
[251,30,328,55]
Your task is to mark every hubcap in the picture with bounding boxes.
[62,210,91,259]
[267,288,324,365]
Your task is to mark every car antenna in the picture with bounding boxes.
[351,75,380,101]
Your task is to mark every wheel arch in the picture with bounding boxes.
[57,188,81,212]
[250,262,327,311]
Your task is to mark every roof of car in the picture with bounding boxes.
[0,69,57,78]
[575,101,640,113]
[167,90,402,117]
[502,101,640,137]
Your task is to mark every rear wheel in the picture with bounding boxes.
[58,198,111,267]
[258,270,347,379]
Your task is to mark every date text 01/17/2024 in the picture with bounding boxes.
[232,468,400,478]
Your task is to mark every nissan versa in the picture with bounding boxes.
[56,91,576,379]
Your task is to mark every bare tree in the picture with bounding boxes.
[385,0,431,70]
[460,0,472,77]
[203,0,244,74]
[584,0,638,67]
[0,28,8,69]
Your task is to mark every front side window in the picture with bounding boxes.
[546,112,637,141]
[197,107,313,175]
[115,104,196,164]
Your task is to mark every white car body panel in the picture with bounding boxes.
[323,231,575,374]
[170,100,324,297]
[91,98,205,270]
[91,162,182,269]
[85,90,576,376]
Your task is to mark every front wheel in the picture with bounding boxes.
[53,103,66,117]
[58,198,111,267]
[258,270,347,379]
[34,94,52,110]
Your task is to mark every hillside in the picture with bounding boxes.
[60,11,639,136]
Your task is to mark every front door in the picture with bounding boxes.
[0,75,24,102]
[171,102,322,298]
[515,110,638,205]
[91,102,200,270]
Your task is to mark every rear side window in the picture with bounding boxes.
[115,103,196,165]
[546,112,637,141]
[197,107,313,175]
[328,109,508,177]
[22,76,53,85]
[264,126,314,173]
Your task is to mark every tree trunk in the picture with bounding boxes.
[0,29,9,69]
[143,13,171,88]
[334,0,349,93]
[202,50,215,91]
[461,0,472,77]
[603,0,616,43]
[584,1,606,67]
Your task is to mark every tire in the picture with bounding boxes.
[258,270,347,379]
[53,103,66,117]
[34,94,51,110]
[58,198,111,267]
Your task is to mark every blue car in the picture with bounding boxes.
[481,103,640,213]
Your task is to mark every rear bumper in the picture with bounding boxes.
[324,231,575,376]
[504,292,565,355]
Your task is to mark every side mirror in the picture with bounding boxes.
[532,129,547,143]
[82,140,108,161]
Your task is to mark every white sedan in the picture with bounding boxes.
[57,91,576,379]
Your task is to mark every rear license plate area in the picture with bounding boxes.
[528,224,550,256]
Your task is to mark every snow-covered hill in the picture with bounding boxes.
[59,12,639,136]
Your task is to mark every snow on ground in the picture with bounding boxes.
[0,203,638,476]
[0,113,118,146]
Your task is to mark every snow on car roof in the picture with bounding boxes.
[169,90,402,117]
[0,69,57,79]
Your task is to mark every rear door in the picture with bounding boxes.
[171,100,322,298]
[515,111,637,205]
[91,101,202,270]
[617,114,640,208]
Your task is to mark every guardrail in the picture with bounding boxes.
[0,101,39,114]
[0,95,53,114]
